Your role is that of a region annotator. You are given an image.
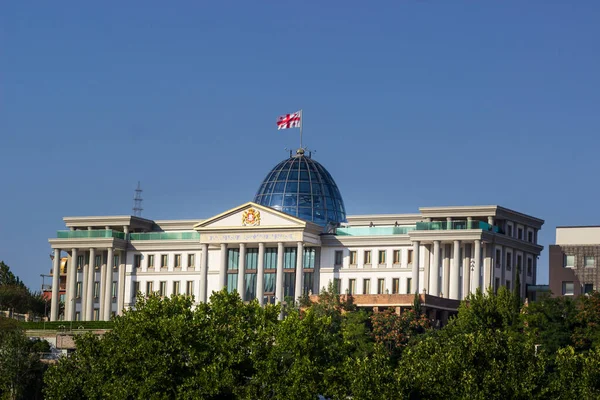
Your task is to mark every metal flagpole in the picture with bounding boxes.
[299,109,303,150]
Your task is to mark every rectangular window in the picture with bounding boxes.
[585,256,595,267]
[186,281,194,297]
[303,248,316,269]
[77,255,84,269]
[264,248,277,269]
[506,253,512,271]
[112,281,117,298]
[284,248,297,269]
[264,273,276,293]
[113,254,119,269]
[133,282,140,297]
[495,278,500,293]
[227,274,238,293]
[408,250,414,264]
[406,278,412,294]
[303,272,313,295]
[364,250,372,265]
[528,231,533,243]
[284,273,296,298]
[161,255,168,269]
[393,250,401,264]
[507,225,513,237]
[334,250,343,265]
[517,255,522,272]
[159,281,166,297]
[245,273,257,300]
[173,281,180,295]
[95,255,102,269]
[584,283,594,294]
[527,258,533,276]
[378,250,386,265]
[246,248,259,270]
[350,251,357,265]
[148,254,155,269]
[93,309,100,321]
[94,282,100,298]
[75,311,81,321]
[174,254,182,268]
[188,254,195,269]
[363,279,371,294]
[378,278,385,294]
[76,282,82,298]
[518,228,523,240]
[134,254,142,269]
[146,281,154,294]
[562,281,574,296]
[392,278,399,294]
[564,255,575,268]
[228,249,240,270]
[506,280,511,291]
[348,279,356,295]
[495,249,501,268]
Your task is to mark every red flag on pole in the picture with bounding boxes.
[276,111,301,130]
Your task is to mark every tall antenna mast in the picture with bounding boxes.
[133,181,143,217]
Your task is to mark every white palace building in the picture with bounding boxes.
[48,149,544,322]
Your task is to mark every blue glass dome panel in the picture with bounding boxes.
[253,152,347,226]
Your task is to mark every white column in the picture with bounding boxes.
[219,243,227,290]
[64,249,76,320]
[463,244,471,299]
[103,248,114,320]
[50,249,61,321]
[117,250,126,315]
[256,243,265,306]
[443,245,450,297]
[430,241,440,297]
[450,240,460,300]
[411,241,420,294]
[237,244,246,300]
[199,243,209,302]
[471,240,481,293]
[294,242,304,302]
[86,248,95,321]
[423,245,430,295]
[99,253,107,320]
[275,242,284,303]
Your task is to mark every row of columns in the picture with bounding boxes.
[50,247,125,321]
[410,239,483,300]
[212,241,305,306]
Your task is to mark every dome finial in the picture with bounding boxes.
[296,148,305,155]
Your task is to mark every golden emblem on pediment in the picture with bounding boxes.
[242,208,261,227]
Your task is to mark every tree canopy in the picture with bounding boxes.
[41,288,600,399]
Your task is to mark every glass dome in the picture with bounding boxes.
[253,150,347,226]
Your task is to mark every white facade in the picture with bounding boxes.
[48,203,544,321]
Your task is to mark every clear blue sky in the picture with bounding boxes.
[2,1,599,289]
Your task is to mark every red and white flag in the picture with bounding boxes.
[276,111,301,130]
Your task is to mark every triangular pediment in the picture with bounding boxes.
[194,202,306,230]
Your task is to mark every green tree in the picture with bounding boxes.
[45,290,280,400]
[522,293,577,354]
[0,317,47,400]
[571,291,600,351]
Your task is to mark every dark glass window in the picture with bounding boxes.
[264,249,277,269]
[227,249,239,270]
[245,273,256,300]
[246,249,258,270]
[264,273,276,293]
[284,248,296,269]
[227,274,238,293]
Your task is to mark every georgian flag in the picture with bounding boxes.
[276,111,301,130]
